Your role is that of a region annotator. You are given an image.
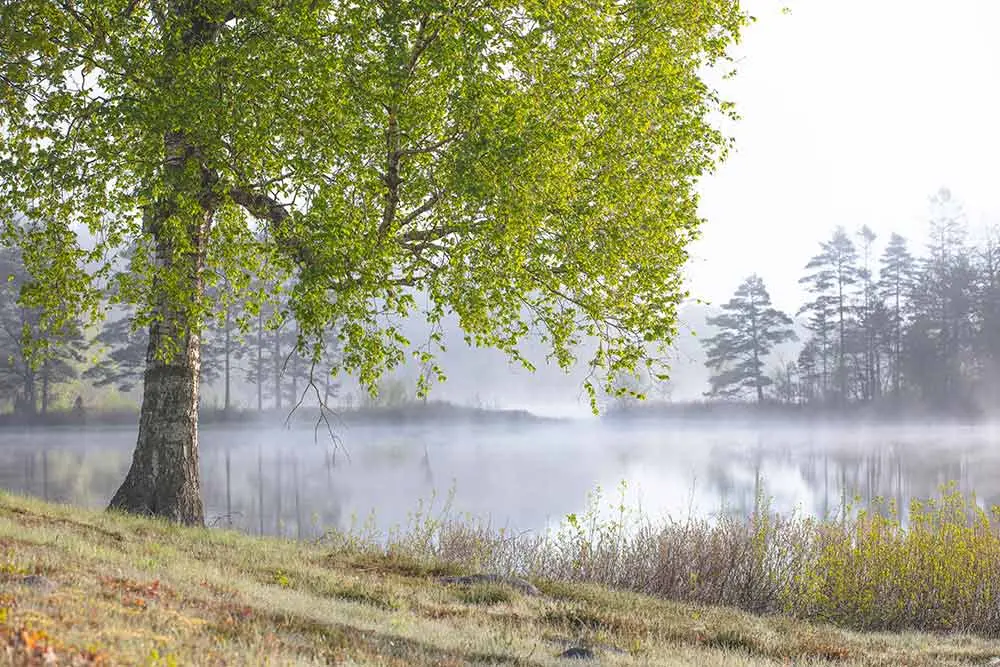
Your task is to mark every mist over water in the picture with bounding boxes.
[3,419,1000,538]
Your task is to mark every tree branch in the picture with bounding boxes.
[400,192,442,227]
[228,186,315,267]
[397,133,462,158]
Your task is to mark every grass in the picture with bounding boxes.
[1,491,1000,665]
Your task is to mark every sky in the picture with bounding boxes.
[350,0,1000,412]
[688,0,1000,315]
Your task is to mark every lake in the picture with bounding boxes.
[2,419,999,539]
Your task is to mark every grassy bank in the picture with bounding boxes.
[2,491,1000,665]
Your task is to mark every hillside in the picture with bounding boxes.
[0,492,998,665]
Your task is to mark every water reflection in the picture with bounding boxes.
[0,421,998,539]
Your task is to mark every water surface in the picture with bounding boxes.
[1,419,997,539]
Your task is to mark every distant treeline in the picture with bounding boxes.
[0,399,549,429]
[684,188,1000,417]
[0,246,342,418]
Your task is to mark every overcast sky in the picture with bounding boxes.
[688,0,1000,315]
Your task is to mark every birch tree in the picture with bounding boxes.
[1,0,748,524]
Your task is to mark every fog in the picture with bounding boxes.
[5,420,1000,541]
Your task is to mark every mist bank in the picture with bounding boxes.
[0,399,560,430]
[603,397,990,426]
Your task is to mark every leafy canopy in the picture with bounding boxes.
[0,0,748,405]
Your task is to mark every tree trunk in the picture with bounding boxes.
[109,137,212,525]
[40,361,48,416]
[273,327,282,410]
[224,304,231,412]
[257,311,264,412]
[24,370,35,417]
[109,319,205,524]
[291,325,298,405]
[107,0,221,526]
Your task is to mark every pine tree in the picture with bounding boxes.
[877,233,916,398]
[702,275,797,402]
[908,188,974,406]
[855,225,880,401]
[799,227,858,403]
[973,227,1000,396]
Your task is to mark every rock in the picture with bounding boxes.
[18,574,56,591]
[551,638,626,657]
[436,574,540,596]
[558,646,596,660]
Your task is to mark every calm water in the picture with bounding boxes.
[2,420,999,539]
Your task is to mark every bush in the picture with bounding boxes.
[320,480,1000,637]
[789,483,1000,634]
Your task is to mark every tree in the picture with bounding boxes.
[799,227,858,403]
[877,233,915,398]
[973,226,1000,396]
[796,339,822,403]
[701,275,797,402]
[907,189,974,406]
[855,225,879,401]
[37,320,88,415]
[202,279,248,412]
[0,248,41,413]
[1,1,748,524]
[0,247,88,416]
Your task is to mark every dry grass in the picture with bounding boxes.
[374,481,1000,637]
[0,491,999,665]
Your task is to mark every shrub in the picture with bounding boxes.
[789,483,1000,634]
[321,480,1000,636]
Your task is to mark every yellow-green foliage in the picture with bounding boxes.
[791,483,1000,634]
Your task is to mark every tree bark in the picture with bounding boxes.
[109,328,204,524]
[109,128,213,525]
[108,207,210,525]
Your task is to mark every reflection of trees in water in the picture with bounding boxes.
[0,448,129,507]
[421,446,434,487]
[793,442,985,524]
[701,437,991,525]
[198,444,346,540]
[703,444,764,520]
[10,428,1000,542]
